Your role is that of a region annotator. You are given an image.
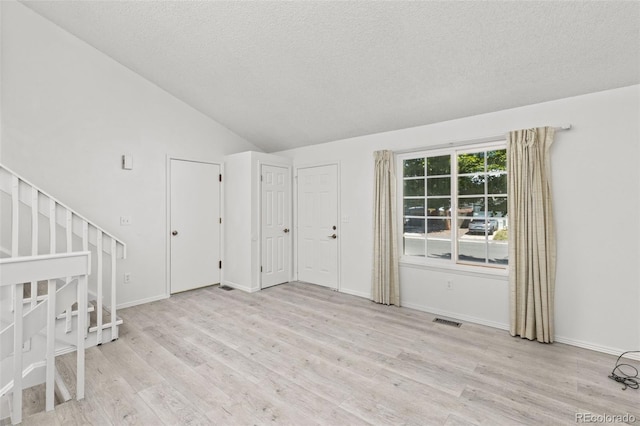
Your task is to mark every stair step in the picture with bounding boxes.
[21,279,67,305]
[88,300,112,329]
[0,357,72,425]
[22,281,49,299]
[10,296,119,338]
[54,303,95,320]
[88,318,123,334]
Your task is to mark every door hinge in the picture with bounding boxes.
[219,174,222,182]
[219,217,222,224]
[219,260,222,269]
[260,175,263,181]
[260,266,263,272]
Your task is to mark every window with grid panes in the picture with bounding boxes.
[399,145,508,269]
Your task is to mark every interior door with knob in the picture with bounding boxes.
[297,164,338,289]
[170,159,221,294]
[261,164,292,289]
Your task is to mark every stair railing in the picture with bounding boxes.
[0,164,126,344]
[0,252,90,425]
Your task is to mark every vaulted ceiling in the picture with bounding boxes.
[22,1,640,153]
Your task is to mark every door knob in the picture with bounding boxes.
[328,234,337,239]
[172,230,178,236]
[283,228,290,233]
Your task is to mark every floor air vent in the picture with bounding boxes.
[219,285,234,291]
[433,318,462,328]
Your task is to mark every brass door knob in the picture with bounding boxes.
[172,230,178,236]
[284,228,290,233]
[328,234,337,239]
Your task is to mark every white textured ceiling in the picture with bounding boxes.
[21,1,640,152]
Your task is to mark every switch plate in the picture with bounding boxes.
[120,216,132,226]
[124,272,131,284]
[122,155,133,170]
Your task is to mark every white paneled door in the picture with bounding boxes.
[261,165,291,288]
[170,159,221,294]
[297,164,338,289]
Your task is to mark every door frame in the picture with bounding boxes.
[293,161,341,291]
[258,161,293,289]
[165,156,223,297]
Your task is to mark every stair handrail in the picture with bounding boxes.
[0,252,90,425]
[0,163,126,255]
[1,162,126,345]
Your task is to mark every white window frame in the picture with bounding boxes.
[396,141,509,278]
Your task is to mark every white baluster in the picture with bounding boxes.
[65,210,73,333]
[45,280,56,412]
[66,210,73,252]
[82,220,88,251]
[111,238,118,340]
[31,187,39,309]
[82,221,90,337]
[11,176,19,256]
[96,230,103,345]
[48,198,57,346]
[49,198,56,254]
[76,273,87,400]
[12,283,24,425]
[11,177,19,312]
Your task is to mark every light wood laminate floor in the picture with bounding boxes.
[15,282,640,425]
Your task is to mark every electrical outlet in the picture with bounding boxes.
[446,280,453,291]
[124,272,131,284]
[120,216,132,226]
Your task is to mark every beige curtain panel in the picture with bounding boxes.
[372,150,400,306]
[508,127,556,343]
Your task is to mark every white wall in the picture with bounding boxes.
[0,2,261,307]
[223,152,254,291]
[223,151,292,292]
[276,85,640,355]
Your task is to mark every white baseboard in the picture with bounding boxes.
[554,335,640,361]
[222,280,260,293]
[332,288,509,332]
[338,287,371,299]
[401,301,639,360]
[401,301,510,331]
[117,294,169,310]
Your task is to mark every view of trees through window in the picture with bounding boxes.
[401,147,508,267]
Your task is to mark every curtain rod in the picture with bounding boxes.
[394,124,572,155]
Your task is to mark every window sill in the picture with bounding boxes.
[399,258,509,280]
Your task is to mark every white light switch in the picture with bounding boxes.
[342,216,349,223]
[122,155,133,170]
[120,216,132,226]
